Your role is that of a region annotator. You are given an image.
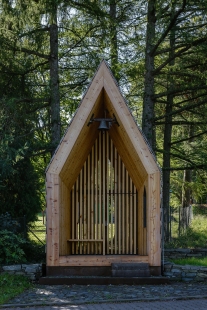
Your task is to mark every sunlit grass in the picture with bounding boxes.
[171,257,207,267]
[165,214,207,248]
[28,214,46,245]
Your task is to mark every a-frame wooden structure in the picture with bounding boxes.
[46,60,162,276]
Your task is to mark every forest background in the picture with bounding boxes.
[0,0,207,246]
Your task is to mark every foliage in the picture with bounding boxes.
[170,257,207,267]
[0,0,207,243]
[23,240,45,263]
[193,205,207,217]
[0,230,27,264]
[0,273,31,305]
[165,215,207,249]
[0,212,23,234]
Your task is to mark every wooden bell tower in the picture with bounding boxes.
[45,60,162,277]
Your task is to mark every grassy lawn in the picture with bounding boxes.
[0,273,31,305]
[170,257,207,267]
[165,212,207,249]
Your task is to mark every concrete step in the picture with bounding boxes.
[39,276,170,285]
[112,263,150,277]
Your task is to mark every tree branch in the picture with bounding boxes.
[154,98,207,122]
[153,37,207,75]
[170,130,207,145]
[155,121,206,125]
[150,0,187,55]
[163,165,206,171]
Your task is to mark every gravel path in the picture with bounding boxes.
[1,282,207,308]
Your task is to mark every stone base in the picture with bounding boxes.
[39,276,169,285]
[112,263,150,277]
[46,265,161,277]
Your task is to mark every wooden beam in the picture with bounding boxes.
[48,67,104,175]
[59,255,148,266]
[103,73,159,175]
[147,172,161,266]
[46,173,59,266]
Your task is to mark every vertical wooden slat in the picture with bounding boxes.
[102,132,106,255]
[91,147,94,254]
[122,161,125,254]
[114,146,117,254]
[83,162,87,254]
[79,169,83,254]
[67,184,71,255]
[126,170,129,254]
[143,185,147,256]
[71,185,75,254]
[129,178,133,254]
[106,132,109,254]
[98,132,102,254]
[59,180,63,256]
[95,137,98,254]
[134,184,137,254]
[109,137,113,254]
[87,155,90,254]
[75,179,79,254]
[118,155,121,254]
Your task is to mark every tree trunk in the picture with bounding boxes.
[50,10,61,155]
[109,0,119,82]
[142,0,156,150]
[162,5,175,242]
[179,125,193,233]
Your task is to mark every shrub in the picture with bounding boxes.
[0,212,22,233]
[0,230,27,264]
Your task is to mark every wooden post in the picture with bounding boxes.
[148,172,161,267]
[46,173,59,266]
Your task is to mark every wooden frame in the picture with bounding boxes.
[46,60,161,271]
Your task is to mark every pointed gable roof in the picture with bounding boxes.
[47,60,160,190]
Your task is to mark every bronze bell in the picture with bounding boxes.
[98,120,109,131]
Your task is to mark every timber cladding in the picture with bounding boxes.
[46,60,161,270]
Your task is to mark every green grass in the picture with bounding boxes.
[0,273,31,305]
[28,214,46,245]
[165,214,207,249]
[170,257,207,267]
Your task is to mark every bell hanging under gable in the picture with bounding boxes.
[98,120,109,131]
